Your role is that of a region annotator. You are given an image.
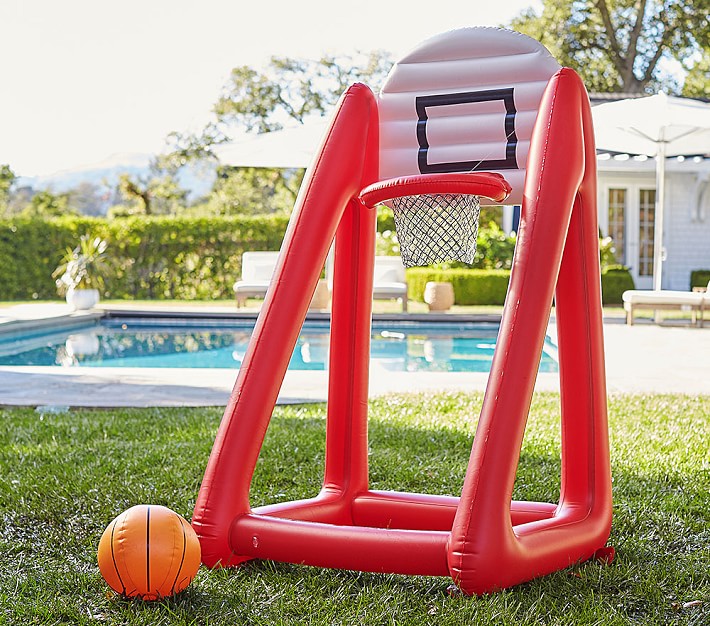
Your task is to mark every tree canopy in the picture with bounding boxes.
[163,50,393,169]
[682,54,710,99]
[510,0,710,94]
[115,167,187,216]
[0,164,16,216]
[213,51,393,134]
[159,51,393,215]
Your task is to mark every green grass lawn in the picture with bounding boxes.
[1,392,708,625]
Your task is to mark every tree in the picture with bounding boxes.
[198,167,304,216]
[22,190,73,217]
[117,174,152,214]
[510,0,710,94]
[211,51,393,134]
[0,164,16,215]
[173,50,393,157]
[681,51,710,99]
[161,50,393,216]
[115,161,188,216]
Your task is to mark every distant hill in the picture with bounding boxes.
[17,152,217,213]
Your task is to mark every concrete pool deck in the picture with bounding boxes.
[0,303,708,408]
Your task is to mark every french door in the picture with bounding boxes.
[603,186,656,289]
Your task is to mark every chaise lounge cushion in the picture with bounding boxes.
[236,252,409,311]
[233,251,280,305]
[622,281,710,326]
[622,290,705,307]
[325,255,409,311]
[371,256,408,311]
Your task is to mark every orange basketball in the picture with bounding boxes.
[97,504,201,600]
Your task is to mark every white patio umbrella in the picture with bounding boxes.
[592,94,710,290]
[213,119,329,169]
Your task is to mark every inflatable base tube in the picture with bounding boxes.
[229,494,558,576]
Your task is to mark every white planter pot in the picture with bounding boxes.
[308,279,330,310]
[424,281,455,312]
[66,288,100,311]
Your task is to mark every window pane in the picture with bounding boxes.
[638,189,656,277]
[607,188,626,265]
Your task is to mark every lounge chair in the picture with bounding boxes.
[234,251,331,310]
[233,251,279,307]
[622,281,710,326]
[325,255,408,311]
[372,256,408,311]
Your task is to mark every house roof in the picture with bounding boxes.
[589,92,710,106]
[589,92,648,105]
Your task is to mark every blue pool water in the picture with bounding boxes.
[0,318,558,374]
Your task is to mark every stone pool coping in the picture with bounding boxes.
[0,303,708,407]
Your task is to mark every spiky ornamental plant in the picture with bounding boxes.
[52,234,108,296]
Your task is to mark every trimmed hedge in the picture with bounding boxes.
[0,216,99,300]
[406,265,635,307]
[2,214,639,305]
[690,269,710,290]
[406,268,511,305]
[0,215,289,300]
[600,265,635,305]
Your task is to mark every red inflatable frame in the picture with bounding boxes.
[192,67,612,595]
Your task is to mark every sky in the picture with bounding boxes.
[0,0,541,177]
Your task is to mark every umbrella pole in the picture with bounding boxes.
[652,140,666,291]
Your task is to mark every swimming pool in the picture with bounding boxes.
[0,317,558,374]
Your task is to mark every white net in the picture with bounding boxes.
[391,193,481,268]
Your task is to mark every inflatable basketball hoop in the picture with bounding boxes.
[392,192,479,266]
[360,172,510,266]
[193,27,613,596]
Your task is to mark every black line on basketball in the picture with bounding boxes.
[171,513,188,594]
[109,518,126,595]
[145,506,151,592]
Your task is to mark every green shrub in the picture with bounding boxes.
[0,215,104,300]
[474,222,516,269]
[600,265,635,305]
[406,268,510,305]
[690,269,710,290]
[599,235,619,269]
[376,205,395,233]
[0,214,289,300]
[423,223,516,271]
[406,265,632,307]
[375,218,516,272]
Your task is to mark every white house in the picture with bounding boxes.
[596,154,710,290]
[464,91,710,291]
[504,155,710,291]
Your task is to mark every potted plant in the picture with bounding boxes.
[52,234,108,310]
[424,281,455,312]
